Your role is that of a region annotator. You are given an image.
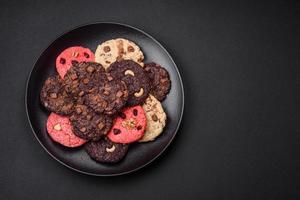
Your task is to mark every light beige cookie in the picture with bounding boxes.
[139,95,167,142]
[95,38,144,69]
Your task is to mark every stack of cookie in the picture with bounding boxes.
[40,38,171,163]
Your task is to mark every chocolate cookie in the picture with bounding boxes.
[108,60,150,106]
[85,138,129,163]
[69,104,113,141]
[63,62,106,98]
[144,62,171,101]
[40,75,74,115]
[85,73,129,115]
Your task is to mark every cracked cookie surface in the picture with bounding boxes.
[95,38,144,69]
[144,62,171,101]
[108,60,150,106]
[84,73,129,115]
[70,104,113,141]
[40,75,74,115]
[85,138,129,163]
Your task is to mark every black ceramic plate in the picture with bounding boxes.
[26,22,184,176]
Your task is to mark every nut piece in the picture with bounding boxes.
[106,145,116,153]
[116,90,123,97]
[53,123,62,131]
[76,107,82,114]
[72,51,79,58]
[124,70,135,76]
[83,78,89,84]
[98,122,105,130]
[78,91,85,96]
[80,127,87,132]
[86,66,95,73]
[50,93,57,99]
[134,88,144,97]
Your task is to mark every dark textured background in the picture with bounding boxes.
[0,0,299,199]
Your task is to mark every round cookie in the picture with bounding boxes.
[107,106,146,144]
[144,62,171,101]
[108,60,150,106]
[139,95,167,142]
[69,104,113,141]
[85,73,129,115]
[56,46,95,78]
[63,62,106,98]
[40,75,74,115]
[95,38,144,69]
[85,138,129,163]
[47,113,86,147]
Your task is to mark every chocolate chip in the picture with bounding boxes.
[127,45,134,52]
[103,46,111,53]
[133,109,138,116]
[137,125,142,130]
[119,112,126,119]
[83,52,90,58]
[113,128,121,135]
[71,60,78,65]
[151,114,158,122]
[60,58,66,64]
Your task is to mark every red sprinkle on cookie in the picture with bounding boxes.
[56,46,95,78]
[107,106,146,144]
[46,112,86,147]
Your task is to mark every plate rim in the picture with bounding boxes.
[25,21,185,176]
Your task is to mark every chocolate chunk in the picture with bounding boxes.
[60,58,66,64]
[113,128,121,135]
[71,60,79,65]
[151,114,158,122]
[84,52,90,58]
[133,109,138,116]
[103,46,111,53]
[127,45,134,52]
[119,112,126,119]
